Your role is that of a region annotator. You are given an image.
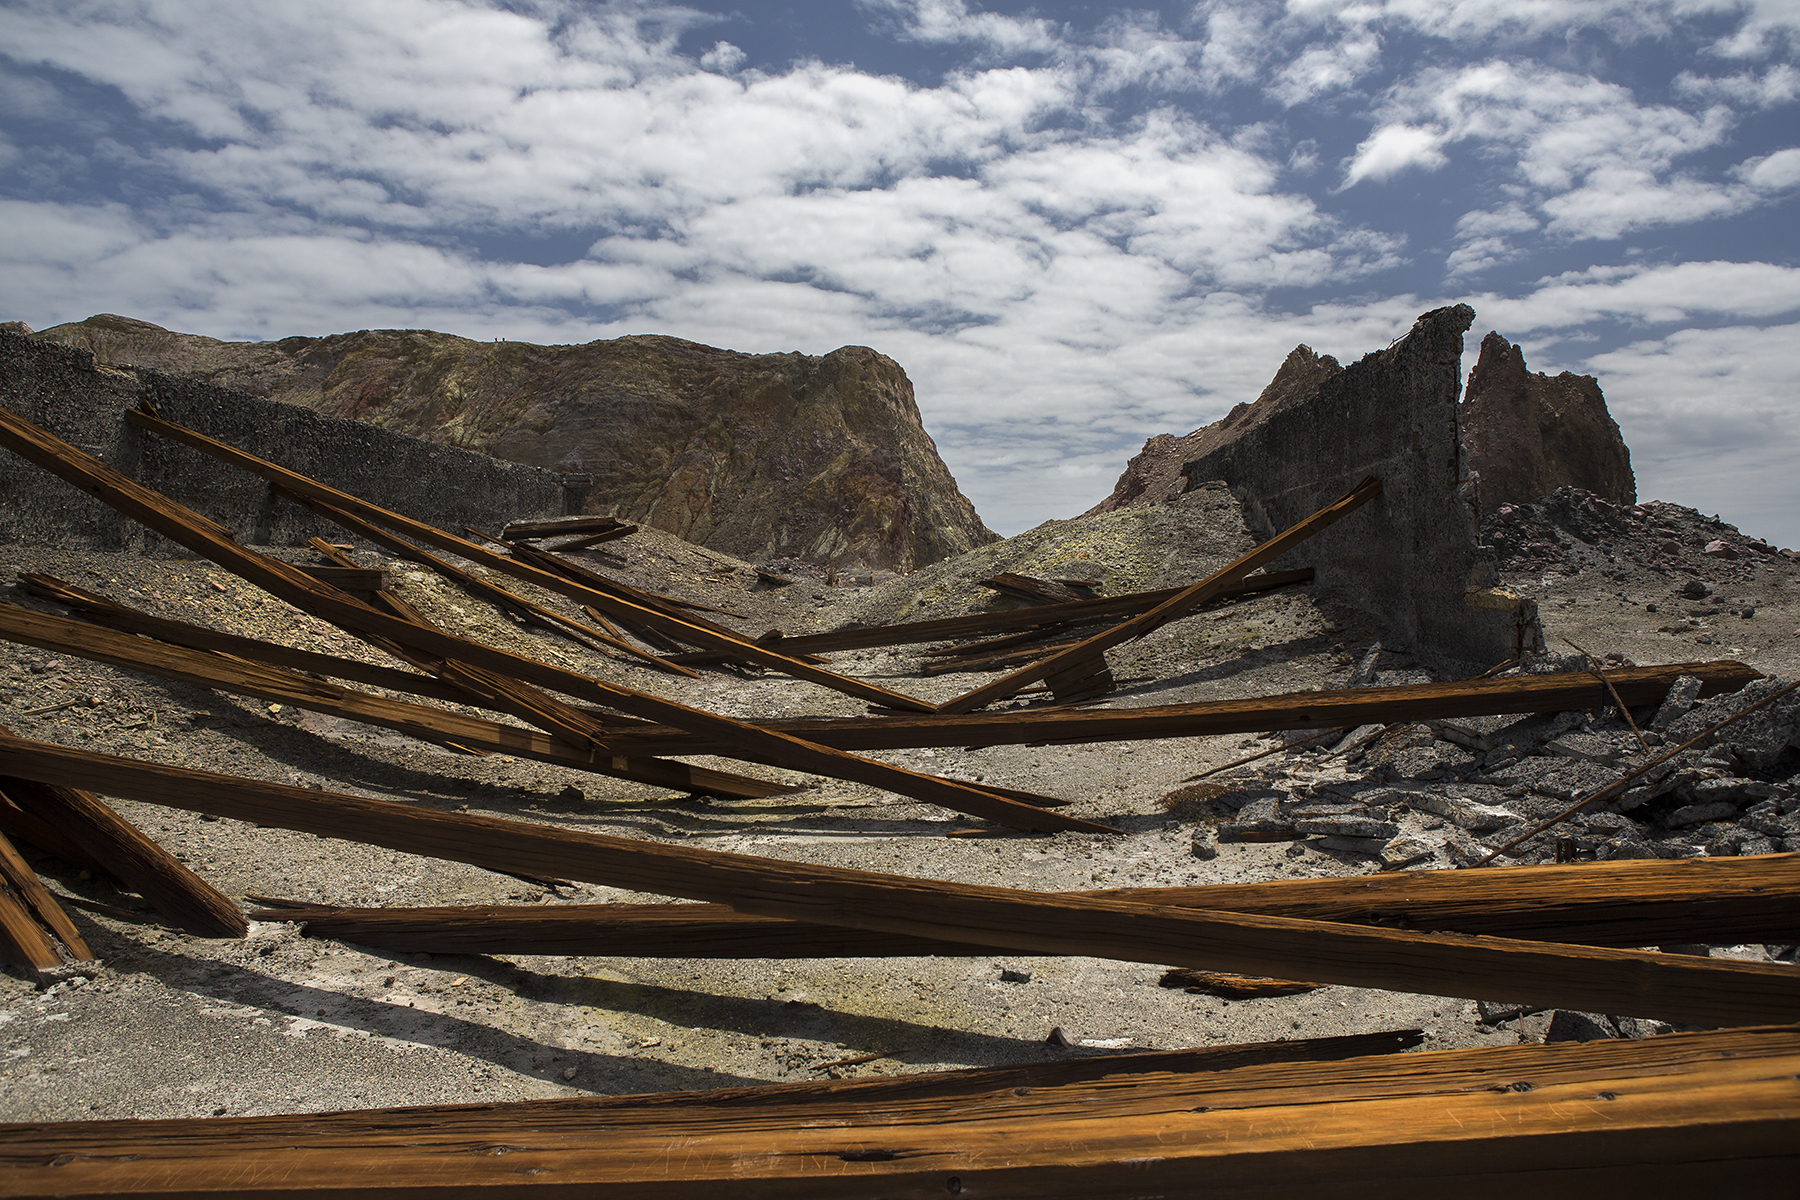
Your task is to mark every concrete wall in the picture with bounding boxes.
[1178,305,1539,668]
[0,331,561,553]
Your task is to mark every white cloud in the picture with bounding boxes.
[1584,321,1800,545]
[861,0,1061,57]
[1674,62,1800,106]
[1473,261,1800,334]
[1340,123,1447,186]
[1739,146,1800,189]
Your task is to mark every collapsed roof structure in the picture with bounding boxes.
[0,315,1795,1192]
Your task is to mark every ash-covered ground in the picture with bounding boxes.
[2,484,1797,1122]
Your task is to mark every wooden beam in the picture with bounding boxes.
[1,734,1794,1028]
[581,659,1763,756]
[0,741,246,940]
[249,854,1800,956]
[0,829,84,970]
[0,602,799,800]
[2,404,1100,832]
[936,477,1382,712]
[3,1027,1795,1197]
[501,515,631,540]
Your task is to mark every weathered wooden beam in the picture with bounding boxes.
[249,854,1800,956]
[670,568,1317,662]
[0,733,247,939]
[506,540,917,707]
[3,1027,1795,1197]
[582,660,1763,756]
[292,564,389,594]
[0,829,88,969]
[937,477,1382,712]
[1,734,1794,1028]
[501,514,632,540]
[0,602,799,800]
[979,572,1091,605]
[298,500,697,678]
[5,405,1099,831]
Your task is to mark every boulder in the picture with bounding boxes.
[30,314,997,571]
[1461,331,1635,514]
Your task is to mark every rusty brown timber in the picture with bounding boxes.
[935,475,1382,713]
[0,404,1106,832]
[571,660,1761,756]
[3,1027,1795,1197]
[0,600,799,800]
[1,734,1796,1028]
[249,854,1800,957]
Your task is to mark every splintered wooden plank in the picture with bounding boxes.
[936,477,1383,712]
[0,829,81,969]
[501,514,631,540]
[581,659,1764,756]
[0,769,244,939]
[1,405,1099,831]
[1,734,1795,1028]
[0,602,798,800]
[979,572,1092,605]
[2,1028,1795,1196]
[248,855,1800,956]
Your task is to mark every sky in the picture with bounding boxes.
[3,1,1797,545]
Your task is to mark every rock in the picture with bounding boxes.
[1544,732,1623,765]
[1664,676,1800,771]
[1544,1010,1619,1043]
[1380,833,1441,868]
[1679,580,1710,600]
[1650,675,1704,731]
[1665,801,1738,827]
[1391,789,1517,833]
[999,968,1033,983]
[1476,999,1547,1025]
[1293,815,1400,839]
[1084,345,1343,517]
[30,315,996,571]
[1316,834,1392,856]
[1460,332,1635,514]
[1189,826,1219,860]
[1702,539,1736,559]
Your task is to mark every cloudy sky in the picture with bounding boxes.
[4,1,1797,544]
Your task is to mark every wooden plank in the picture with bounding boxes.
[0,829,76,970]
[937,477,1382,712]
[2,1028,1795,1197]
[672,568,1317,662]
[0,602,800,800]
[248,854,1800,956]
[980,572,1091,605]
[582,659,1763,756]
[298,501,697,679]
[505,540,922,708]
[4,405,1099,832]
[0,738,246,939]
[501,515,631,539]
[293,564,389,593]
[1,734,1794,1028]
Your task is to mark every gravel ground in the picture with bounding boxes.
[2,485,1795,1122]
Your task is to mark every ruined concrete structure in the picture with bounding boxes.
[1168,306,1539,667]
[26,314,998,571]
[1461,331,1635,515]
[0,331,560,551]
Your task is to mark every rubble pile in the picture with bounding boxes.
[1192,658,1800,872]
[1484,486,1799,580]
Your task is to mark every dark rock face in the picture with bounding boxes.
[31,315,997,571]
[1084,346,1342,517]
[1461,331,1634,515]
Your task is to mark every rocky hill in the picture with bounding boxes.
[26,314,997,571]
[1460,331,1634,515]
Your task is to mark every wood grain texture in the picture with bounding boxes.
[65,406,1101,832]
[2,734,1795,1028]
[0,828,90,960]
[583,659,1762,755]
[2,1026,1793,1197]
[0,602,799,800]
[249,855,1800,956]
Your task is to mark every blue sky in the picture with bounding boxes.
[3,1,1797,545]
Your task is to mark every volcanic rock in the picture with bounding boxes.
[30,314,997,571]
[1461,331,1634,515]
[1083,345,1342,517]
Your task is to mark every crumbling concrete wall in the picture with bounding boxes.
[1178,305,1540,668]
[0,331,560,552]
